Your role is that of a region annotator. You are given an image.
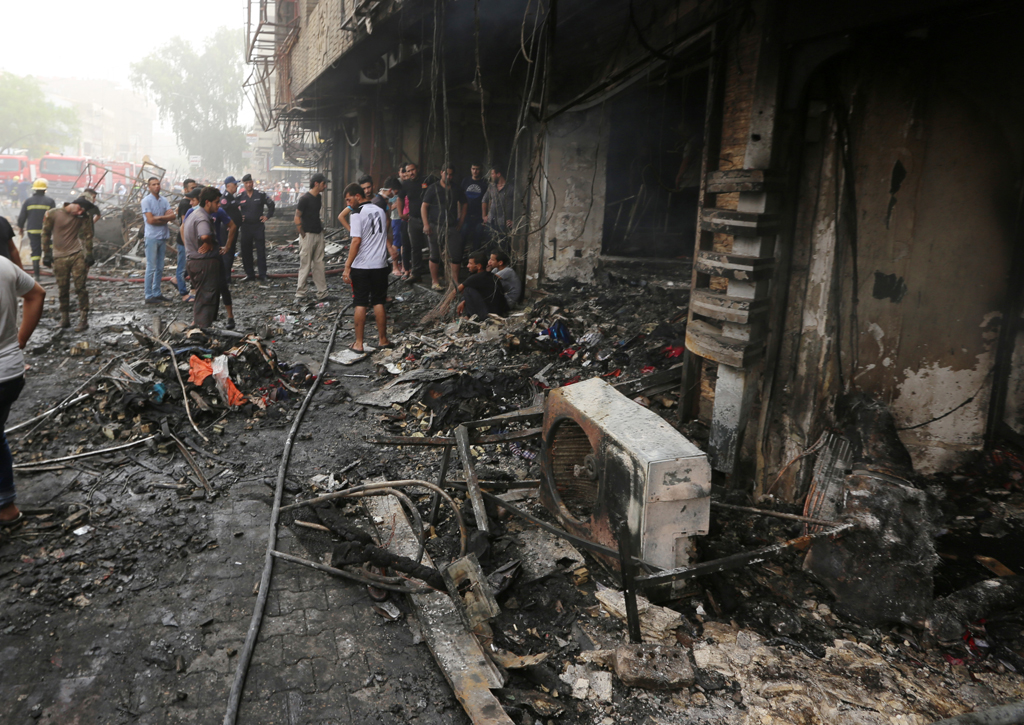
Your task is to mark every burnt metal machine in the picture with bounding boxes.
[538,377,711,583]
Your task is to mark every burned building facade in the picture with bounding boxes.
[247,0,1024,496]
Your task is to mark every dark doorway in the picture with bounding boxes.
[601,65,708,258]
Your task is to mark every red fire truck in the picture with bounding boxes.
[0,154,32,185]
[35,154,91,199]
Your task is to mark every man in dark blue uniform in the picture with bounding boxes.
[17,178,56,281]
[16,177,31,205]
[236,173,275,282]
[221,175,243,287]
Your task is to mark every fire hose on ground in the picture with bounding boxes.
[220,307,470,725]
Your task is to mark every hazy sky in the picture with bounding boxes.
[0,0,248,86]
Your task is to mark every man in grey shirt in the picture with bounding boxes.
[182,187,224,328]
[487,249,521,309]
[482,164,514,254]
[0,256,45,526]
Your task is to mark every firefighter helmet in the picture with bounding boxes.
[32,178,48,190]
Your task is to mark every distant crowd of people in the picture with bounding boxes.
[0,162,521,358]
[138,161,521,355]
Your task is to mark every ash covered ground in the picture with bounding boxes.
[2,233,1023,725]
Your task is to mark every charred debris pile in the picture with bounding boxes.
[271,277,1024,723]
[0,324,327,624]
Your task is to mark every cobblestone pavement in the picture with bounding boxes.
[1,273,470,724]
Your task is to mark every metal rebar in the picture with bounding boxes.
[636,522,856,588]
[13,436,157,469]
[618,521,643,644]
[711,501,842,527]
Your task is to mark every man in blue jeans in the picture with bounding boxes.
[0,255,45,526]
[140,176,175,304]
[174,179,199,302]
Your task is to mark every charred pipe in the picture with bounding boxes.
[329,540,445,591]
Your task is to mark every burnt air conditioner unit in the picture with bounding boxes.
[359,55,388,85]
[539,378,711,588]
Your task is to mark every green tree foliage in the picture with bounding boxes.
[0,72,80,156]
[131,27,247,174]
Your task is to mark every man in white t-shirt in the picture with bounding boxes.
[0,256,46,526]
[341,183,398,353]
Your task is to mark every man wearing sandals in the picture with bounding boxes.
[341,183,398,353]
[0,256,45,527]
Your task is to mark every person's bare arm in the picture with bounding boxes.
[343,236,361,285]
[386,215,397,262]
[481,198,490,223]
[338,207,351,232]
[457,201,467,230]
[223,221,238,254]
[196,218,216,255]
[144,210,172,225]
[144,203,176,225]
[293,209,303,236]
[197,232,216,256]
[8,239,22,269]
[421,202,431,234]
[19,283,45,349]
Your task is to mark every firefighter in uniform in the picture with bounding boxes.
[41,197,97,332]
[17,178,56,280]
[236,173,275,281]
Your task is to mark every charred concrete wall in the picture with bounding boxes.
[764,15,1024,491]
[526,109,608,285]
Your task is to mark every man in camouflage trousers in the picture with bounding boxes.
[41,196,97,332]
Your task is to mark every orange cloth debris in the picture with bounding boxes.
[188,355,213,385]
[221,377,246,407]
[188,354,246,407]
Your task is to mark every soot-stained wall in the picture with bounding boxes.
[766,17,1024,487]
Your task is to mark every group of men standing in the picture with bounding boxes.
[394,161,514,292]
[139,173,277,329]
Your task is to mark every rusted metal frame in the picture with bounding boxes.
[677,348,702,426]
[711,500,840,527]
[164,426,213,497]
[618,522,643,644]
[427,444,453,527]
[455,425,490,534]
[367,428,542,447]
[986,170,1024,445]
[446,483,659,572]
[461,405,545,429]
[635,522,855,589]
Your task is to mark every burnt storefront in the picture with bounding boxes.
[248,0,1024,496]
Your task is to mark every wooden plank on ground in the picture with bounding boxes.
[364,496,512,724]
[455,425,490,533]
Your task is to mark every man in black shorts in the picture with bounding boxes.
[420,164,466,291]
[456,250,509,320]
[341,183,398,353]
